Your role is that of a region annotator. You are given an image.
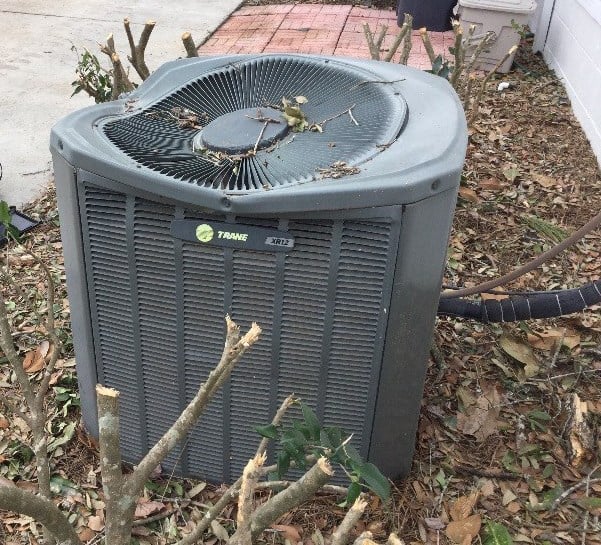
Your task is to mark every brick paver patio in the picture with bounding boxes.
[199,4,453,69]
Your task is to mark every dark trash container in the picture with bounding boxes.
[397,0,457,31]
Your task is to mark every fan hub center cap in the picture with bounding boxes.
[193,107,288,155]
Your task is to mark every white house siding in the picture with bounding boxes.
[537,0,601,164]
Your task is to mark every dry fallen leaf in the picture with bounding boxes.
[87,515,104,532]
[499,335,539,377]
[458,187,480,203]
[478,177,505,190]
[424,517,445,530]
[78,527,96,541]
[531,173,557,188]
[481,292,509,301]
[273,524,302,543]
[479,479,495,497]
[187,481,207,498]
[527,327,580,351]
[23,340,51,374]
[450,493,479,522]
[134,500,165,519]
[445,515,482,544]
[456,384,502,441]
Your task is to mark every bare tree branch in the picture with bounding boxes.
[374,25,388,54]
[468,45,518,126]
[387,533,405,545]
[354,531,379,545]
[177,392,294,545]
[124,18,155,80]
[97,385,135,545]
[229,453,266,545]
[396,14,413,65]
[255,394,296,457]
[363,23,380,60]
[419,27,436,64]
[0,483,80,545]
[249,458,334,539]
[129,317,261,494]
[100,33,135,100]
[0,289,36,408]
[177,478,243,545]
[182,32,199,58]
[331,497,368,545]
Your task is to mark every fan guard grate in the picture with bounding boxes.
[102,56,408,192]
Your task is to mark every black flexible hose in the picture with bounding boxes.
[437,279,601,323]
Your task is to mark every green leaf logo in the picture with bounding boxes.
[195,223,214,243]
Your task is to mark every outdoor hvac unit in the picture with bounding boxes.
[51,55,466,483]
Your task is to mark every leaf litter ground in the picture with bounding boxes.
[1,41,600,545]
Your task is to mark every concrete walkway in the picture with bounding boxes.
[0,0,242,207]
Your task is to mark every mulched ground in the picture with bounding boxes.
[1,27,600,545]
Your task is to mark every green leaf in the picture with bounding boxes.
[577,497,601,511]
[281,428,307,450]
[435,468,448,488]
[344,481,362,507]
[536,485,563,510]
[0,201,10,226]
[282,442,306,470]
[48,421,76,452]
[541,464,555,479]
[7,225,21,242]
[483,521,513,545]
[172,482,184,497]
[439,65,451,80]
[276,451,290,478]
[254,423,279,439]
[50,475,79,495]
[342,444,363,466]
[293,420,312,440]
[301,403,321,440]
[356,462,390,500]
[320,427,343,450]
[502,167,520,182]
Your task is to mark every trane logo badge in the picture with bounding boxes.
[172,219,294,252]
[217,230,249,242]
[195,224,249,243]
[195,224,214,242]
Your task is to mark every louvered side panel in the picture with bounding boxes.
[82,186,142,459]
[133,200,181,469]
[181,242,227,481]
[323,220,393,449]
[229,251,276,478]
[277,222,332,410]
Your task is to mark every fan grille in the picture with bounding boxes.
[102,56,407,192]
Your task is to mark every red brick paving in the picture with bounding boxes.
[199,4,453,69]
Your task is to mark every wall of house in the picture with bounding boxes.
[535,0,601,163]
